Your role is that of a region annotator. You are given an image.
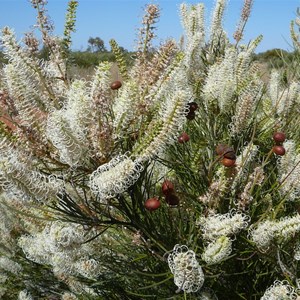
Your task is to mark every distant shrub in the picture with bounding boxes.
[70,51,114,67]
[254,48,295,68]
[69,51,134,68]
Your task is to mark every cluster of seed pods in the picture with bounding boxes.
[144,179,179,211]
[216,144,236,167]
[272,132,286,156]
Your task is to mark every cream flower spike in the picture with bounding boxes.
[89,154,143,199]
[261,280,298,300]
[167,244,204,293]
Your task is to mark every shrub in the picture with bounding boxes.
[0,0,300,299]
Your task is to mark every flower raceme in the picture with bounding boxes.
[167,244,204,293]
[18,221,103,279]
[261,280,298,300]
[0,137,62,202]
[89,154,143,199]
[18,290,34,300]
[278,140,300,201]
[133,88,191,160]
[249,214,300,250]
[197,210,251,241]
[201,236,232,265]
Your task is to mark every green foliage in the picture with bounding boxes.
[69,50,115,67]
[254,48,296,68]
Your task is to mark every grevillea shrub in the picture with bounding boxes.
[0,0,300,299]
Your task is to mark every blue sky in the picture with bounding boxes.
[0,0,299,53]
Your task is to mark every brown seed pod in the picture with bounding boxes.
[165,194,180,206]
[110,80,122,90]
[162,179,175,196]
[178,132,190,143]
[186,111,196,120]
[188,102,199,112]
[144,197,161,211]
[216,144,229,155]
[221,158,236,167]
[272,145,286,156]
[273,132,286,144]
[216,144,236,159]
[223,148,236,160]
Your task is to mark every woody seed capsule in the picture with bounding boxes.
[144,197,161,211]
[110,80,122,90]
[273,132,286,144]
[178,132,190,143]
[272,145,286,156]
[188,102,199,112]
[221,158,236,167]
[162,179,175,196]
